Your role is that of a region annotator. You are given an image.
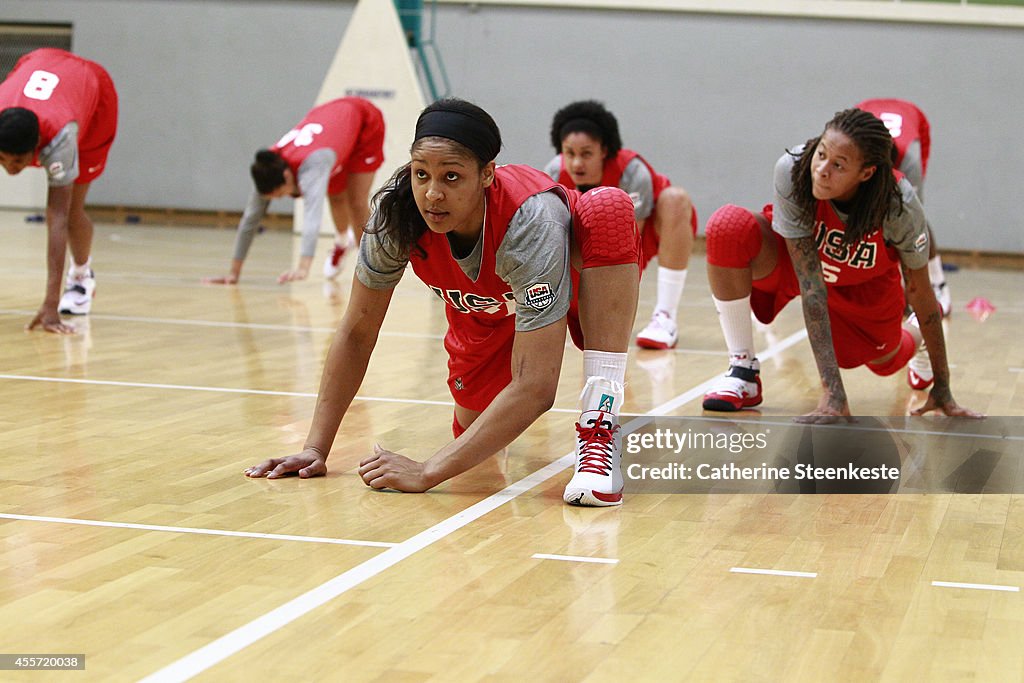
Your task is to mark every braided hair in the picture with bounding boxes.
[788,108,903,245]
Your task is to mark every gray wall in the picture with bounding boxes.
[3,0,355,214]
[3,1,1021,252]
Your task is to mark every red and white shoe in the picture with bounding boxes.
[563,410,623,507]
[323,229,355,280]
[636,310,678,349]
[907,364,934,391]
[905,313,934,390]
[702,360,762,411]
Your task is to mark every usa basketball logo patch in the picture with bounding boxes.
[914,232,928,252]
[524,282,554,309]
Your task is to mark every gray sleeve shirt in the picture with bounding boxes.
[618,157,655,221]
[296,148,338,258]
[899,139,925,200]
[543,155,561,181]
[231,191,271,261]
[771,146,929,270]
[770,147,810,240]
[496,190,572,332]
[356,190,572,332]
[543,154,653,220]
[38,122,79,187]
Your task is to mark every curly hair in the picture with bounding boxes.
[549,100,622,159]
[788,107,903,246]
[368,98,499,261]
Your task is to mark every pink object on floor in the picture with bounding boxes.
[966,296,996,322]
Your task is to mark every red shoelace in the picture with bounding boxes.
[575,411,619,475]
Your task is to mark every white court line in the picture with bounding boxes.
[138,328,810,682]
[532,553,619,565]
[138,453,576,683]
[687,414,1024,443]
[0,374,452,407]
[932,580,1020,593]
[0,513,396,548]
[0,309,444,340]
[0,374,587,414]
[731,567,817,579]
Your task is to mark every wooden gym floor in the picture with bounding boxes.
[1,208,1023,682]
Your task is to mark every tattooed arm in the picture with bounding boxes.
[785,235,852,423]
[903,265,983,418]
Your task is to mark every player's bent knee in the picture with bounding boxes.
[705,204,763,269]
[659,186,693,214]
[575,186,641,269]
[866,329,916,376]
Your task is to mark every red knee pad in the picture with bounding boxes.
[574,186,641,268]
[867,328,916,376]
[705,204,763,268]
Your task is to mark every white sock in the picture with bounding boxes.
[713,295,756,367]
[69,258,92,278]
[583,349,627,386]
[655,266,687,319]
[581,350,627,415]
[928,255,945,286]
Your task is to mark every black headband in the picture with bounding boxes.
[415,109,501,163]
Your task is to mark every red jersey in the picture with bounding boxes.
[410,164,574,411]
[556,148,691,267]
[0,48,116,181]
[271,97,382,184]
[856,98,931,176]
[410,164,572,325]
[754,200,907,367]
[811,201,903,290]
[556,148,671,201]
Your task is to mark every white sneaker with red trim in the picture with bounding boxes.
[323,229,355,280]
[702,360,762,411]
[636,310,678,349]
[563,409,623,507]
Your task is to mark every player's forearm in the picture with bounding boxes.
[232,194,268,261]
[303,326,378,457]
[44,203,70,306]
[421,379,554,487]
[920,311,952,400]
[303,283,392,455]
[788,236,847,407]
